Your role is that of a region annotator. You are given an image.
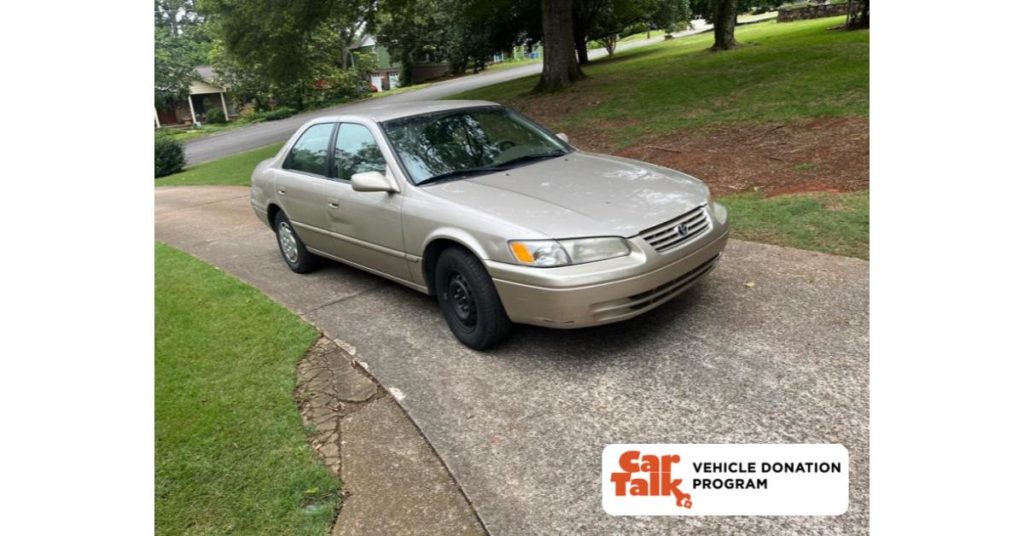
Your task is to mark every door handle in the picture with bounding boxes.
[328,201,339,208]
[277,187,287,195]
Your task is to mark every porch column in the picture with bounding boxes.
[154,107,161,128]
[219,92,230,120]
[187,94,197,124]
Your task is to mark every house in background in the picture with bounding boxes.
[349,34,403,91]
[155,66,238,127]
[349,34,457,90]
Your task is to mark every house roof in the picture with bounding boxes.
[349,33,376,50]
[195,65,219,84]
[189,65,227,94]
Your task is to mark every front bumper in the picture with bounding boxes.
[486,221,729,328]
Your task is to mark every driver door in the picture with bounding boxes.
[319,122,410,282]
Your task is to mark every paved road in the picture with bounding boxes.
[182,21,731,165]
[156,186,868,535]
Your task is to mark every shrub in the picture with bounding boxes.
[622,22,649,37]
[205,107,226,124]
[155,138,185,178]
[238,103,264,123]
[263,106,298,121]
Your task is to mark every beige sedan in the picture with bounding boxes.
[251,100,729,349]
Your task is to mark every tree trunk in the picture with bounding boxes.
[338,28,351,70]
[401,50,415,87]
[847,0,869,29]
[711,0,739,51]
[603,36,617,56]
[574,24,589,65]
[535,0,585,92]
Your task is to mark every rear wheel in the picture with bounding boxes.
[434,248,512,350]
[274,212,317,273]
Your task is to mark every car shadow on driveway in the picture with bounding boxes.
[310,252,710,364]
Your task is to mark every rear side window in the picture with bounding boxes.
[285,123,335,176]
[334,123,387,181]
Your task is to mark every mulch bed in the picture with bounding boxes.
[571,116,869,197]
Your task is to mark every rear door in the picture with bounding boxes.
[274,122,337,252]
[319,122,410,281]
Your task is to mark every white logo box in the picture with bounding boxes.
[602,444,849,516]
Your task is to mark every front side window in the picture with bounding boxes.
[333,124,387,181]
[382,107,569,185]
[285,123,335,176]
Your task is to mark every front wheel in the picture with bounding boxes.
[434,248,512,350]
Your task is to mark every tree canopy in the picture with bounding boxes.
[154,0,207,106]
[157,0,764,106]
[197,0,374,106]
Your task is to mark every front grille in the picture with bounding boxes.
[639,204,711,253]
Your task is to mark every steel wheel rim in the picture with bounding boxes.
[278,222,299,264]
[446,272,477,327]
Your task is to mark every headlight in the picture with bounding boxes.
[561,237,631,264]
[509,237,630,267]
[711,201,728,225]
[509,240,570,266]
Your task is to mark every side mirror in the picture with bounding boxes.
[556,132,570,143]
[351,171,397,193]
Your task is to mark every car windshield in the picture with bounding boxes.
[381,107,570,185]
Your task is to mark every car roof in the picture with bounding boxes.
[314,100,501,123]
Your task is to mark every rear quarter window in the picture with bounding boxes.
[285,123,335,176]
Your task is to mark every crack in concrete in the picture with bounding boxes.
[295,336,488,536]
[302,285,385,316]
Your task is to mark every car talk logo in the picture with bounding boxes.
[602,444,849,516]
[610,450,692,508]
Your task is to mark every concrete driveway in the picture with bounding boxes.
[156,185,868,535]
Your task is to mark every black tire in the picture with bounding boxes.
[434,248,512,350]
[273,212,317,274]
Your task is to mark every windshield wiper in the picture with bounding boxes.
[416,151,567,187]
[496,150,567,169]
[416,166,507,186]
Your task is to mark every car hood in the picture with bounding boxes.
[424,151,710,238]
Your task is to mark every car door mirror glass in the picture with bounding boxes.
[351,171,396,193]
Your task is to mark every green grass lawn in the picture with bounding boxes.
[617,29,666,44]
[157,143,283,186]
[719,191,868,259]
[156,243,338,535]
[157,123,243,143]
[455,17,867,145]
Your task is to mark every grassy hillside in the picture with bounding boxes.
[458,17,866,145]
